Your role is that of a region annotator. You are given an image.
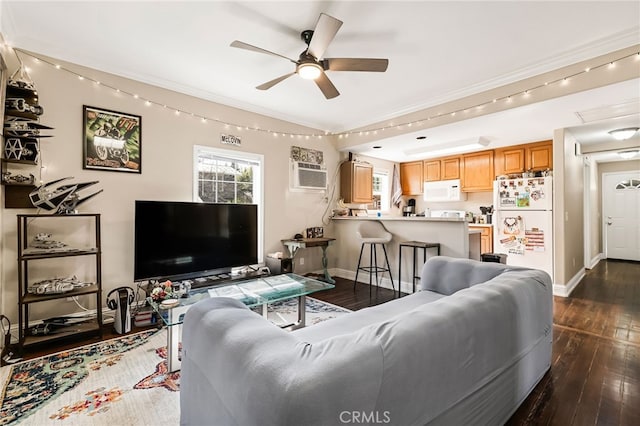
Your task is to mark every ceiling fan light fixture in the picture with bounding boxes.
[608,127,639,141]
[297,62,322,80]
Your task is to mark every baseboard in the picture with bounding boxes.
[553,268,585,297]
[587,253,603,269]
[327,268,409,293]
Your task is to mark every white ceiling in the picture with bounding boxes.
[1,1,639,162]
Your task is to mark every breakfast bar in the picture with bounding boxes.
[331,216,479,294]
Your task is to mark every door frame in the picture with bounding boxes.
[601,170,640,260]
[583,157,593,268]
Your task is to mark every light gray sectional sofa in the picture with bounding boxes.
[180,256,553,426]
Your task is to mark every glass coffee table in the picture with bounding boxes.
[148,273,334,372]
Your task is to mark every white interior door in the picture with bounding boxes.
[603,172,640,261]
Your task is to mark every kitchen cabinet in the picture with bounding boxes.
[441,156,460,180]
[494,140,553,177]
[494,147,525,176]
[400,161,423,195]
[340,160,373,203]
[469,225,493,254]
[526,140,553,171]
[423,156,459,182]
[423,160,440,182]
[461,151,494,192]
[16,214,103,348]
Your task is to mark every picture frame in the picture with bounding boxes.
[306,227,324,238]
[83,105,141,173]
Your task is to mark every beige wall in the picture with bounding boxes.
[598,160,640,180]
[553,129,585,289]
[585,157,600,266]
[0,51,339,322]
[562,132,586,283]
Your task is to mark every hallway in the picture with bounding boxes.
[508,259,640,425]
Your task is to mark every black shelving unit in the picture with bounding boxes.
[17,214,103,347]
[2,80,53,208]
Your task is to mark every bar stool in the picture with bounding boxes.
[398,241,441,298]
[354,221,395,296]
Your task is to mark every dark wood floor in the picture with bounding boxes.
[18,260,639,425]
[507,259,640,426]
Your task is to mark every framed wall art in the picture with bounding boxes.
[83,105,141,173]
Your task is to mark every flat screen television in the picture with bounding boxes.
[134,200,258,281]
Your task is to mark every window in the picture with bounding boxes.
[368,170,390,212]
[615,179,640,190]
[193,145,264,262]
[195,147,261,203]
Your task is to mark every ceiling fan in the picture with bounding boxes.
[230,13,389,99]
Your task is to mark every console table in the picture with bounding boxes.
[281,237,336,284]
[149,273,334,372]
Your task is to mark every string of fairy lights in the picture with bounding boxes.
[11,46,640,141]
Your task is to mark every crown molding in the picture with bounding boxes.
[342,28,640,132]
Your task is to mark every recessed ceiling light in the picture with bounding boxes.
[416,136,427,140]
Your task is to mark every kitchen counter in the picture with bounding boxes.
[332,216,465,222]
[330,215,475,294]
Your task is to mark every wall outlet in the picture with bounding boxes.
[299,257,305,266]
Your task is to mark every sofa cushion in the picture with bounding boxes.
[293,290,445,343]
[420,256,515,295]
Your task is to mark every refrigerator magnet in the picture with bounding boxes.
[516,193,530,207]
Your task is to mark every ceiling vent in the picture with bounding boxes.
[404,137,490,158]
[575,98,640,123]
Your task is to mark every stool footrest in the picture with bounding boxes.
[358,266,391,273]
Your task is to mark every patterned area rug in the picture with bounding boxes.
[0,297,350,425]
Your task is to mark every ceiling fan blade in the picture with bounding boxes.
[230,40,297,64]
[323,58,389,72]
[307,13,343,59]
[256,72,296,90]
[315,71,340,99]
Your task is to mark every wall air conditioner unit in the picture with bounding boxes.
[290,160,327,191]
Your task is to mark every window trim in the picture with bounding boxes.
[193,145,264,264]
[370,168,391,213]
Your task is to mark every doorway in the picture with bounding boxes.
[602,171,640,261]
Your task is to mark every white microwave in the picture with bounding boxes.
[423,179,467,202]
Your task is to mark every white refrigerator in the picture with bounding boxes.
[493,176,553,280]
